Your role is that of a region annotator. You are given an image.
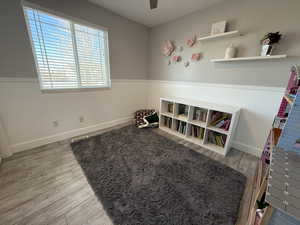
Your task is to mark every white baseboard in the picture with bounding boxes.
[8,116,261,157]
[232,141,262,157]
[11,117,132,153]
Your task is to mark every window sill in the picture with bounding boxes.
[41,85,111,93]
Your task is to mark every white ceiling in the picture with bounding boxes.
[88,0,225,27]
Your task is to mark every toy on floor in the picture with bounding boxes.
[138,111,159,128]
[134,109,159,128]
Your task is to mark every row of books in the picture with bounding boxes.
[178,104,189,117]
[193,108,207,122]
[163,117,172,128]
[175,121,187,134]
[190,125,205,139]
[207,131,226,148]
[210,111,231,131]
[167,103,174,113]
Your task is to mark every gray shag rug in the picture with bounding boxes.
[71,125,246,225]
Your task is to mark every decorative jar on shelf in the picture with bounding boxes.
[225,44,236,59]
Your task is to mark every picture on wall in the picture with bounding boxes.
[211,21,227,35]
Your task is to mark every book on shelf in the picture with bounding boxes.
[191,125,204,139]
[210,112,231,131]
[207,131,226,148]
[178,104,188,117]
[215,119,226,128]
[193,108,207,122]
[176,121,186,134]
[167,103,174,113]
[163,117,172,128]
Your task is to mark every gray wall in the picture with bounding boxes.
[0,0,149,79]
[148,0,300,87]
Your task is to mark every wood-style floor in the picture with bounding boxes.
[0,123,258,225]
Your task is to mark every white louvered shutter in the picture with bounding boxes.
[23,6,110,90]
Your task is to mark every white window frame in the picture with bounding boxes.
[22,2,111,91]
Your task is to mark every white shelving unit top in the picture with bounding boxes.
[211,54,287,62]
[197,30,240,41]
[160,97,240,114]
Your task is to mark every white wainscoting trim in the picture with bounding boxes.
[10,117,132,153]
[0,77,285,93]
[147,79,285,93]
[0,77,281,157]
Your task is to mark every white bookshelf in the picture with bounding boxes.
[159,98,241,156]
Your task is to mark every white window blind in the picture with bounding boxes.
[23,6,110,90]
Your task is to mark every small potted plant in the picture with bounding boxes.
[261,32,282,56]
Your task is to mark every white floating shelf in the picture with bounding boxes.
[211,54,287,62]
[197,30,240,41]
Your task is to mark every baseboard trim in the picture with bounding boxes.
[9,117,261,157]
[10,117,132,153]
[232,141,262,157]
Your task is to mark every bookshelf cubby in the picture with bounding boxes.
[174,103,189,121]
[173,119,187,136]
[161,100,174,117]
[207,110,232,135]
[206,130,227,149]
[160,115,172,130]
[189,106,207,127]
[159,98,240,156]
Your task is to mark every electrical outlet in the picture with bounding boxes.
[79,116,84,123]
[53,120,59,127]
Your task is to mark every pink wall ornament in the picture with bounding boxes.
[172,55,181,62]
[186,35,196,47]
[161,40,175,56]
[191,53,201,61]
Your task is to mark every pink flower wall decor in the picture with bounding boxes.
[172,55,181,62]
[191,53,201,61]
[186,35,196,47]
[161,40,175,56]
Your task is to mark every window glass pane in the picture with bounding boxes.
[24,7,78,89]
[74,24,107,87]
[23,6,110,90]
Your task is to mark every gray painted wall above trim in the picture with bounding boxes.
[148,0,300,87]
[0,0,149,79]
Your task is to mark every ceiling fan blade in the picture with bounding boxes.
[150,0,158,10]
